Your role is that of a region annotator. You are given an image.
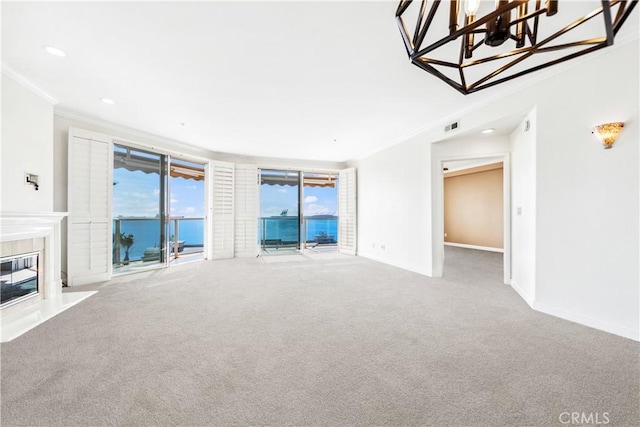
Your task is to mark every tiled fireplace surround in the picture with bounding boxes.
[0,212,96,342]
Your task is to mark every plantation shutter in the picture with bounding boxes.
[234,164,258,257]
[211,161,234,259]
[67,127,112,286]
[338,168,357,255]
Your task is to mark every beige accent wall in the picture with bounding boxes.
[444,162,503,249]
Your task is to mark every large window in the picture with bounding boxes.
[113,145,168,270]
[168,159,206,265]
[112,144,206,272]
[260,170,300,252]
[259,169,338,254]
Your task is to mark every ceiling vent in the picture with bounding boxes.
[444,121,459,133]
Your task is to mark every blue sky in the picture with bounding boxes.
[113,166,336,219]
[260,184,337,218]
[113,168,205,218]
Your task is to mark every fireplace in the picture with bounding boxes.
[1,250,41,307]
[0,212,96,342]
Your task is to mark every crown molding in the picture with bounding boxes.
[2,64,58,105]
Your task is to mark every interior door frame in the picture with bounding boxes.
[432,152,511,284]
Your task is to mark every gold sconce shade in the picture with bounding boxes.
[592,122,624,149]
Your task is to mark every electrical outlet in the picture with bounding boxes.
[381,244,386,250]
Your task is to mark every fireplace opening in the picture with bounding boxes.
[1,252,40,307]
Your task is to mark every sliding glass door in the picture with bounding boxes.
[112,144,169,271]
[301,172,338,252]
[258,169,339,255]
[113,144,208,272]
[168,159,206,265]
[259,170,301,254]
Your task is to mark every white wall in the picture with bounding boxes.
[354,40,639,340]
[356,134,431,274]
[532,43,639,341]
[509,109,537,306]
[1,74,54,212]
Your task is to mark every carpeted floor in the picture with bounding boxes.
[1,247,638,426]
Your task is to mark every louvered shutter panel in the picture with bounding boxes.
[234,164,258,257]
[211,161,234,259]
[339,168,357,255]
[67,128,112,286]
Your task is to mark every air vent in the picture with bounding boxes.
[444,121,459,132]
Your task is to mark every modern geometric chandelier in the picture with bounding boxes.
[396,1,637,95]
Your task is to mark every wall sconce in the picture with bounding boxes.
[592,122,624,149]
[25,173,39,191]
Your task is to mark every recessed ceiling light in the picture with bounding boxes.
[43,46,66,57]
[482,128,495,134]
[100,98,116,105]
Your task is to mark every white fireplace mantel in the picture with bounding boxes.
[1,211,96,342]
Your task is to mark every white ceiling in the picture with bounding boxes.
[2,1,638,162]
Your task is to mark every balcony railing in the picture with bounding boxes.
[113,217,204,265]
[112,216,338,262]
[260,216,338,249]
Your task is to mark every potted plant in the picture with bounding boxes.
[119,233,134,265]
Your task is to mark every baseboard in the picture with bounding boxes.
[444,242,503,253]
[510,280,534,307]
[533,301,639,342]
[357,252,431,277]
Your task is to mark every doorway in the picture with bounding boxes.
[112,144,206,273]
[112,144,168,272]
[301,172,339,253]
[259,169,301,254]
[443,160,504,251]
[168,159,206,265]
[433,154,511,284]
[259,169,339,256]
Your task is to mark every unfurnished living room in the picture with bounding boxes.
[1,1,638,426]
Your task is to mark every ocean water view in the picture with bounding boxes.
[114,216,338,261]
[114,218,204,261]
[261,217,338,244]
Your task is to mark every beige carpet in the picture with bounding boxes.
[1,247,638,426]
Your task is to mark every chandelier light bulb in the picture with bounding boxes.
[464,0,481,16]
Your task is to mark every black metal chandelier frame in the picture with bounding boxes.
[396,0,637,95]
